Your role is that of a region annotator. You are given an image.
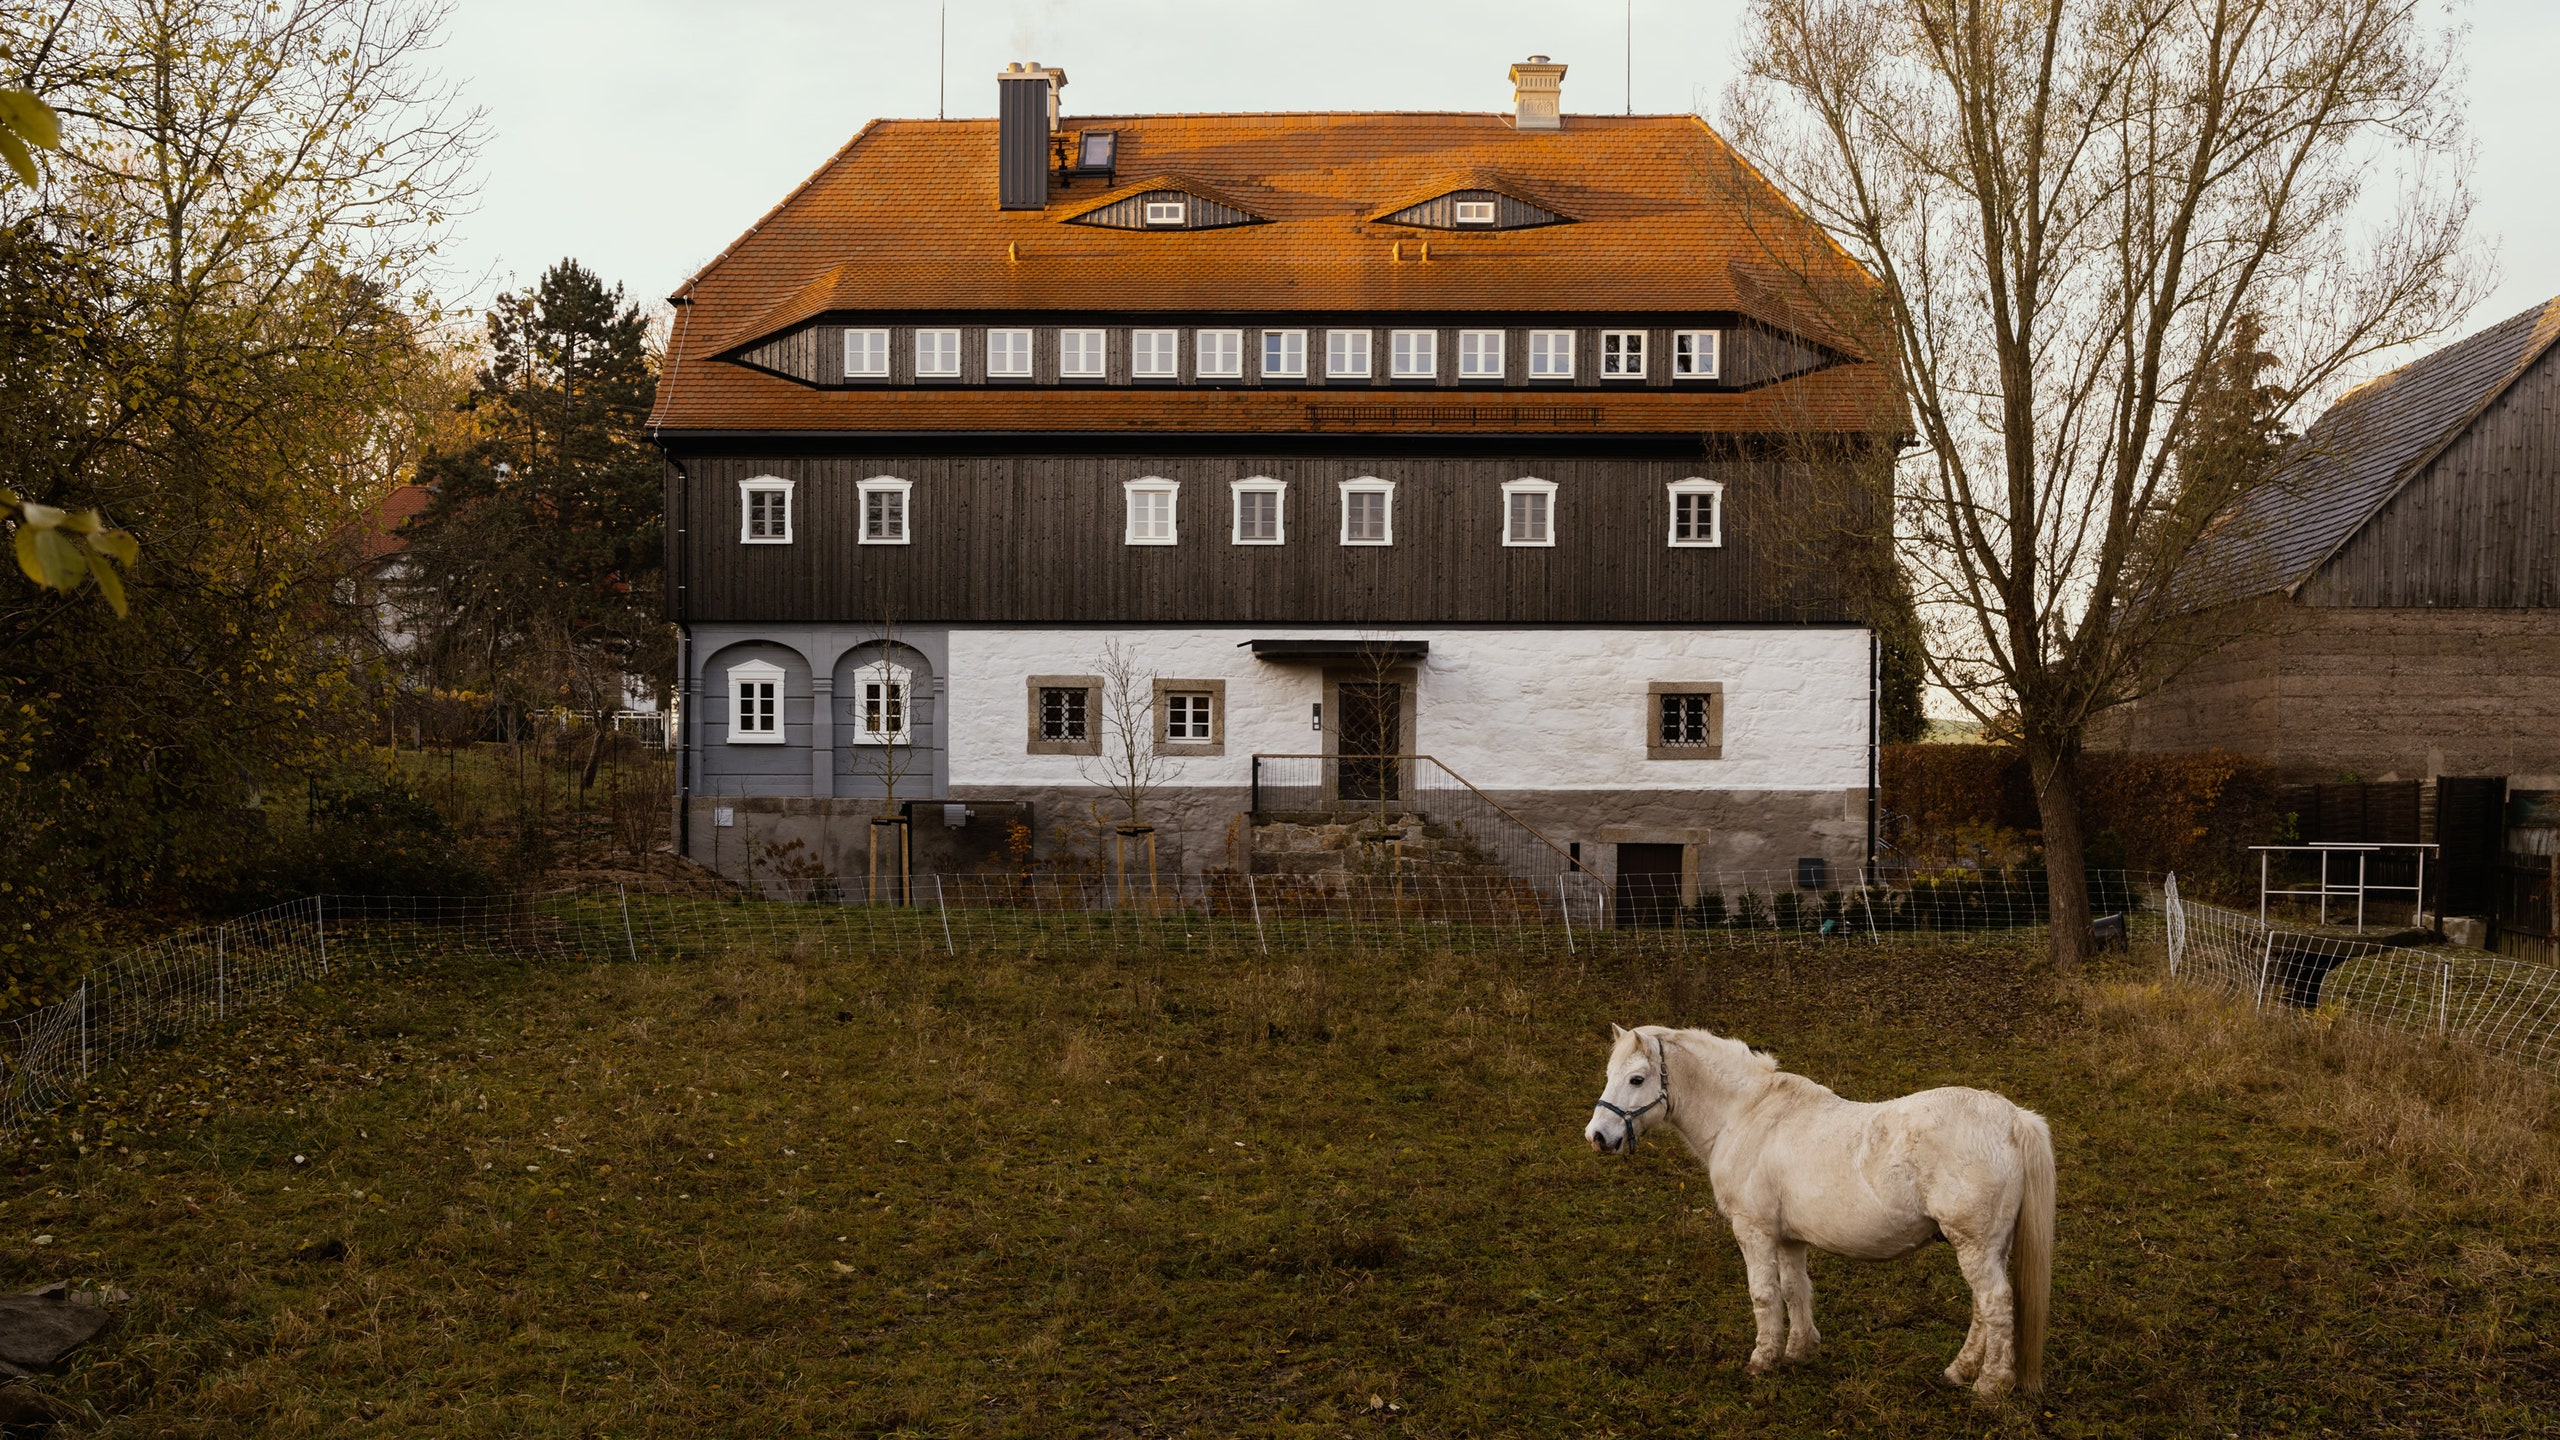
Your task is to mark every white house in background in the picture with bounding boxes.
[647,56,1895,904]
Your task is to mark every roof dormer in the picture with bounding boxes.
[1062,174,1266,231]
[1371,170,1571,231]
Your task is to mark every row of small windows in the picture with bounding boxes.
[842,326,1722,381]
[738,476,1724,550]
[732,664,1723,760]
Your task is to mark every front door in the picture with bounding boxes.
[1615,843,1685,927]
[1337,682,1400,802]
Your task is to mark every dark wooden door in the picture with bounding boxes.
[1615,843,1685,928]
[1337,683,1400,802]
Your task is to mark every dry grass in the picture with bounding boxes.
[0,922,2550,1437]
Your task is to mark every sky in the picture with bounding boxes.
[435,0,2557,367]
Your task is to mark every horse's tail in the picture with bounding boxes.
[2010,1107,2055,1394]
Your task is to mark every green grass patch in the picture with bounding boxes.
[0,922,2552,1436]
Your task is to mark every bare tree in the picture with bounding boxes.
[1721,0,2483,964]
[1079,638,1181,896]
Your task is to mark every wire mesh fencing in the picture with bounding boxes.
[2163,874,2560,1074]
[0,868,2165,1140]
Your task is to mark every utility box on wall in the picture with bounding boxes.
[902,799,1034,878]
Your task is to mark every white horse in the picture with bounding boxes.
[1585,1024,2053,1396]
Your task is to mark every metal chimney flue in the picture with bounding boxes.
[1510,55,1566,130]
[997,61,1066,210]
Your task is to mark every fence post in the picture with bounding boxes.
[1857,878,1880,943]
[2252,929,2276,1011]
[617,883,640,963]
[935,875,955,956]
[216,927,226,1022]
[1246,873,1268,957]
[79,978,89,1083]
[2438,960,2451,1039]
[315,894,328,974]
[1558,874,1576,956]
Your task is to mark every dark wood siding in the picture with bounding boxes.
[2304,344,2560,608]
[671,453,1840,626]
[1070,189,1260,230]
[1378,190,1566,230]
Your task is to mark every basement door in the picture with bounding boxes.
[1615,843,1685,928]
[1337,682,1401,803]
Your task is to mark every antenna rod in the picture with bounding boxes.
[938,2,947,120]
[1626,0,1632,115]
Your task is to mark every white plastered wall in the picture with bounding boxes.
[943,626,1868,792]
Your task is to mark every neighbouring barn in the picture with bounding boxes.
[648,57,1899,905]
[2100,297,2560,955]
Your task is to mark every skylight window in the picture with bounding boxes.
[1076,130,1117,173]
[1144,198,1186,226]
[1454,199,1497,225]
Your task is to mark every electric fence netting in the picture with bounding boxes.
[8,867,2554,1139]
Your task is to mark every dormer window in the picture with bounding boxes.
[1454,200,1496,225]
[843,328,889,378]
[915,328,961,378]
[1674,329,1722,379]
[1602,330,1647,378]
[1144,198,1186,226]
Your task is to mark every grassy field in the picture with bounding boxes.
[1,918,2553,1437]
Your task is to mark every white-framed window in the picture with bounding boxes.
[1674,329,1721,379]
[1132,329,1180,378]
[1668,477,1725,548]
[1261,329,1307,378]
[842,328,889,378]
[915,328,961,377]
[1390,329,1437,379]
[1164,691,1214,742]
[1231,478,1286,545]
[853,661,912,746]
[1601,330,1647,378]
[739,477,793,544]
[1502,477,1557,547]
[1060,328,1107,377]
[988,327,1034,377]
[1339,476,1394,546]
[727,659,785,744]
[1196,329,1243,378]
[1144,198,1186,226]
[1124,477,1179,545]
[1326,329,1372,378]
[1454,198,1497,225]
[859,476,912,545]
[1529,329,1576,378]
[1459,330,1504,379]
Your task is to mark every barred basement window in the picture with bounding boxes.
[1660,692,1714,746]
[1039,686,1088,742]
[738,477,793,544]
[1646,681,1725,760]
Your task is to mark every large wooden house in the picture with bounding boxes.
[650,57,1895,895]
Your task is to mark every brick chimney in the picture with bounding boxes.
[997,62,1067,210]
[1509,55,1566,130]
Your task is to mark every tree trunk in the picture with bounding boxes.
[2028,735,2090,972]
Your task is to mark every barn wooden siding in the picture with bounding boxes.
[732,320,1828,392]
[1068,189,1261,230]
[2303,344,2560,608]
[1376,190,1565,230]
[668,453,1844,627]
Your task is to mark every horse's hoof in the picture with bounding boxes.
[1784,1342,1820,1364]
[1972,1372,2014,1400]
[1940,1365,1971,1388]
[1746,1355,1778,1376]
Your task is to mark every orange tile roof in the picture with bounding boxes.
[654,112,1890,435]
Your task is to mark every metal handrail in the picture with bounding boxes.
[1250,753,1599,878]
[2251,843,2435,932]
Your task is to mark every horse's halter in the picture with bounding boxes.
[1593,1032,1673,1153]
